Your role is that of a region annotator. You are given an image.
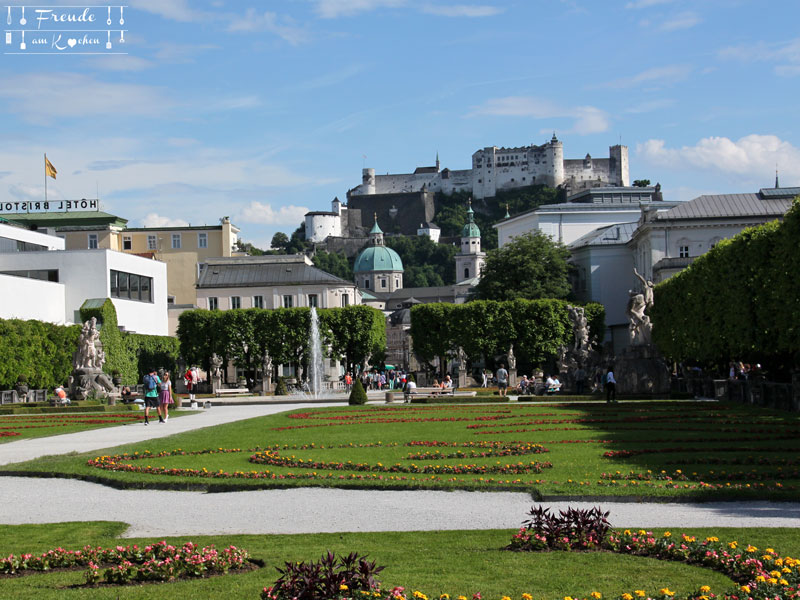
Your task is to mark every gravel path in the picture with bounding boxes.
[1,405,799,536]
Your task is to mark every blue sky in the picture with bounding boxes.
[2,0,799,248]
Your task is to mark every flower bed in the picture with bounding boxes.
[1,541,252,585]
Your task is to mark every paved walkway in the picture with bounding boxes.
[1,405,799,537]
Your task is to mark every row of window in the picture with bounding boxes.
[86,233,210,251]
[207,294,350,310]
[0,236,49,253]
[110,269,154,303]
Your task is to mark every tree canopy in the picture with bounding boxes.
[386,234,457,287]
[270,232,289,250]
[313,250,353,281]
[472,231,571,301]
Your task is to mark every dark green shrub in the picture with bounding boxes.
[274,377,288,396]
[349,379,367,405]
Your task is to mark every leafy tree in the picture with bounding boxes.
[321,305,386,373]
[271,231,290,251]
[220,309,257,380]
[632,179,651,187]
[285,223,311,255]
[313,250,353,281]
[409,303,456,374]
[235,239,265,256]
[386,235,456,286]
[472,231,571,301]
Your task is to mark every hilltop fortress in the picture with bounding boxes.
[306,135,630,245]
[349,134,629,200]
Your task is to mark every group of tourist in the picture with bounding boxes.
[356,369,410,391]
[728,361,762,381]
[141,368,176,425]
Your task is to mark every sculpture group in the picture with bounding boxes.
[70,317,115,400]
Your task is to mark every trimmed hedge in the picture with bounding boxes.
[409,299,605,368]
[0,319,80,389]
[652,197,800,370]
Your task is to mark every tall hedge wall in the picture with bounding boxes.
[409,299,605,367]
[177,305,386,376]
[651,198,800,369]
[79,299,180,384]
[0,300,179,389]
[0,318,80,389]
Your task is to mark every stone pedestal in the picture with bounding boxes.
[211,376,222,394]
[508,368,517,388]
[70,367,115,401]
[614,345,670,395]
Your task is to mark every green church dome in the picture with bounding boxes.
[462,204,481,238]
[354,246,404,273]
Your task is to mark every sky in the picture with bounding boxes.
[1,0,799,249]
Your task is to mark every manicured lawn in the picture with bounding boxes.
[2,522,799,599]
[2,401,798,499]
[0,412,147,443]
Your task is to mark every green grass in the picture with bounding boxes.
[3,522,800,599]
[0,410,196,443]
[2,401,798,499]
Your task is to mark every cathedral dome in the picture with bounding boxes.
[354,245,404,273]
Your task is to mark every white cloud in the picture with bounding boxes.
[421,4,504,17]
[314,0,406,18]
[82,55,153,71]
[718,38,800,77]
[469,96,610,134]
[141,213,190,227]
[227,9,310,45]
[637,134,800,183]
[601,64,692,89]
[0,73,172,121]
[238,202,310,226]
[659,11,701,32]
[625,0,674,8]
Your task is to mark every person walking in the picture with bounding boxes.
[496,363,509,397]
[159,371,174,423]
[605,367,617,403]
[143,368,162,425]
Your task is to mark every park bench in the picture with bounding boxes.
[404,387,454,403]
[214,387,251,398]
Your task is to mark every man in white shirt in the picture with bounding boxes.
[605,368,617,403]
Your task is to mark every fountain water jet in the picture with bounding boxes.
[308,307,324,398]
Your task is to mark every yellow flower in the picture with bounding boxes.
[663,532,671,538]
[728,541,738,549]
[501,597,511,600]
[746,545,758,552]
[340,584,349,591]
[522,595,533,600]
[634,591,646,598]
[740,585,750,594]
[565,596,574,600]
[659,588,674,596]
[457,596,467,600]
[780,579,789,586]
[699,586,710,594]
[590,593,602,599]
[440,595,450,600]
[622,594,633,600]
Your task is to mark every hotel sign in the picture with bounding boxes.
[0,199,99,214]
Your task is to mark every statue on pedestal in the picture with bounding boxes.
[70,317,115,400]
[210,353,223,392]
[627,269,655,346]
[507,345,516,370]
[261,353,273,394]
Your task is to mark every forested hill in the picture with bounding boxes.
[433,185,565,250]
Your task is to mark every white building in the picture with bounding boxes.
[417,222,440,243]
[304,198,345,243]
[567,186,798,352]
[0,221,168,335]
[350,135,629,200]
[629,187,799,283]
[494,186,675,248]
[195,254,360,310]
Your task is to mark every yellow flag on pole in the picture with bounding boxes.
[45,156,57,179]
